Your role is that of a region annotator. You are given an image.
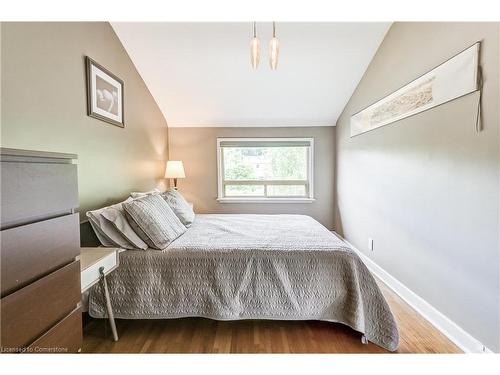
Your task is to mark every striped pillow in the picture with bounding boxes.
[161,189,195,227]
[123,194,186,250]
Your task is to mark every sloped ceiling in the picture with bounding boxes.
[111,22,390,127]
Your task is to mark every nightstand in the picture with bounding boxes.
[79,247,121,341]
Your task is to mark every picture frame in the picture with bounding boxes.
[86,56,125,127]
[350,42,480,137]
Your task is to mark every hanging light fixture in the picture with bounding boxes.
[250,21,260,69]
[269,21,280,70]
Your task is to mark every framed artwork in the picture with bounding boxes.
[350,42,480,137]
[86,56,124,127]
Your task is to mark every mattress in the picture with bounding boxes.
[89,214,399,351]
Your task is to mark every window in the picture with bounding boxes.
[217,138,314,203]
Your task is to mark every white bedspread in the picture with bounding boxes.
[89,214,399,351]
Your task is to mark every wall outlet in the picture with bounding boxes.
[368,238,374,251]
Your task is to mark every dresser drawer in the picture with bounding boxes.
[0,261,81,350]
[27,308,82,353]
[1,213,80,297]
[0,161,78,229]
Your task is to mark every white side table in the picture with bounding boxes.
[79,247,121,341]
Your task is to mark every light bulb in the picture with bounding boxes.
[250,37,260,69]
[269,37,279,70]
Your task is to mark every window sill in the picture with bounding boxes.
[216,197,316,204]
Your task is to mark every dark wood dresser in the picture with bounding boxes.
[0,148,82,353]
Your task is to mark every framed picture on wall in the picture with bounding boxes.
[86,56,124,127]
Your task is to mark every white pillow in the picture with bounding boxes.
[86,198,146,250]
[129,188,161,199]
[100,201,148,250]
[87,215,116,247]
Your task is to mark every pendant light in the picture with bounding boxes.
[250,21,260,69]
[269,21,280,70]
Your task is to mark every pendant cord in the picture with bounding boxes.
[475,65,483,133]
[273,21,276,38]
[253,21,256,38]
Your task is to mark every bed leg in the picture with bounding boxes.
[361,335,368,345]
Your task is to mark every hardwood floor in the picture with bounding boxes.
[82,280,462,354]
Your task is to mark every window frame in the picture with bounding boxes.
[216,137,315,203]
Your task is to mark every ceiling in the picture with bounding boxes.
[111,22,391,127]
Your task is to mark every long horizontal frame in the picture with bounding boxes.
[216,137,315,203]
[350,42,480,137]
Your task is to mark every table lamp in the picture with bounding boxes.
[165,160,185,190]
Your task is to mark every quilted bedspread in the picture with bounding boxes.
[89,214,399,351]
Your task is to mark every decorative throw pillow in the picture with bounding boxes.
[123,194,187,250]
[161,189,195,227]
[100,200,148,250]
[86,199,140,250]
[129,188,161,199]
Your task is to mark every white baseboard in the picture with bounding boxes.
[340,237,492,353]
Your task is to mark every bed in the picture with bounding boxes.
[88,214,399,351]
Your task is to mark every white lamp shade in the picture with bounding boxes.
[269,37,279,70]
[250,37,260,69]
[165,161,186,179]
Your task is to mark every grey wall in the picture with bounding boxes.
[169,127,336,229]
[1,22,169,219]
[335,22,500,352]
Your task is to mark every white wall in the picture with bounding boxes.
[111,22,390,127]
[335,22,500,352]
